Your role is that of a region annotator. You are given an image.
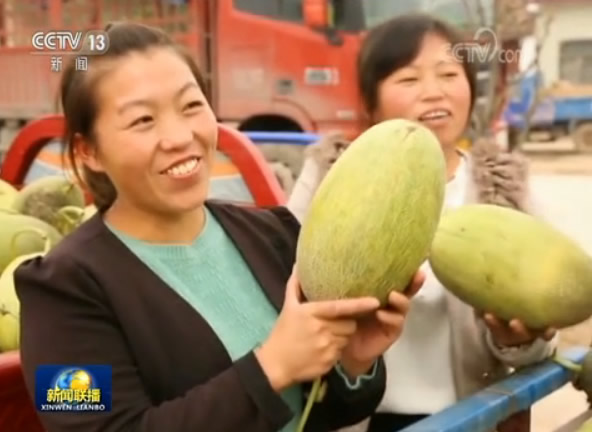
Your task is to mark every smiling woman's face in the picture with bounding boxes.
[372,32,472,151]
[79,47,218,217]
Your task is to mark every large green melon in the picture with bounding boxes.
[296,119,447,305]
[429,204,592,329]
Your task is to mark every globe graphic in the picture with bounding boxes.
[54,369,93,392]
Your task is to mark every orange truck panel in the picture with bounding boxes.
[0,0,515,143]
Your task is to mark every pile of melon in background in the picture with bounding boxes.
[0,176,96,353]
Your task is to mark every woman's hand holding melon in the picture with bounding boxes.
[255,269,381,392]
[338,270,426,378]
[483,313,557,348]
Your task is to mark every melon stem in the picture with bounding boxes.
[552,353,583,373]
[57,206,85,234]
[58,205,84,223]
[296,378,327,432]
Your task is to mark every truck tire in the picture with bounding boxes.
[573,122,592,153]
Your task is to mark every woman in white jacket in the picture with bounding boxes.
[287,13,558,432]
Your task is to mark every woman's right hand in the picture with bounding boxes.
[255,268,380,391]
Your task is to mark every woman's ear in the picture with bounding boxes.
[74,133,104,173]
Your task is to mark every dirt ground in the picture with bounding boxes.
[528,153,592,176]
[525,149,592,432]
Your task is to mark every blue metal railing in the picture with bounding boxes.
[401,346,589,432]
[244,131,320,145]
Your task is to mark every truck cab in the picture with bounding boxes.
[0,0,520,166]
[211,0,365,137]
[213,0,497,139]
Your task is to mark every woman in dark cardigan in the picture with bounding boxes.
[13,22,424,432]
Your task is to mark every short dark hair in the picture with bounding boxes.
[60,22,208,211]
[357,13,477,116]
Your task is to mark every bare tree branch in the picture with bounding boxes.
[460,0,476,26]
[515,12,554,148]
[475,0,487,28]
[457,0,553,152]
[459,0,497,139]
[460,0,487,27]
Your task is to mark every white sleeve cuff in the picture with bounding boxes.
[286,157,322,223]
[485,329,558,369]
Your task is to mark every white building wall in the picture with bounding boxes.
[536,1,592,85]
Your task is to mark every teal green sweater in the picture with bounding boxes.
[107,207,376,431]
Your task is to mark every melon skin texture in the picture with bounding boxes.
[0,179,17,210]
[0,253,37,352]
[429,204,592,330]
[11,175,85,233]
[296,119,447,305]
[577,418,592,432]
[0,212,62,273]
[83,204,98,222]
[0,233,53,352]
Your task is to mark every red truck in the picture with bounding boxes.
[0,0,531,159]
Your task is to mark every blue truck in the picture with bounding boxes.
[504,70,592,152]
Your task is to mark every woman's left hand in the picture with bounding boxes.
[338,270,426,378]
[483,313,557,348]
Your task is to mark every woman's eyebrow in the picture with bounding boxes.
[116,82,200,114]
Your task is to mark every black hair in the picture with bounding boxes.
[60,21,207,211]
[357,13,477,117]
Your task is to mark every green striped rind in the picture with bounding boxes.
[429,204,592,329]
[296,118,447,305]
